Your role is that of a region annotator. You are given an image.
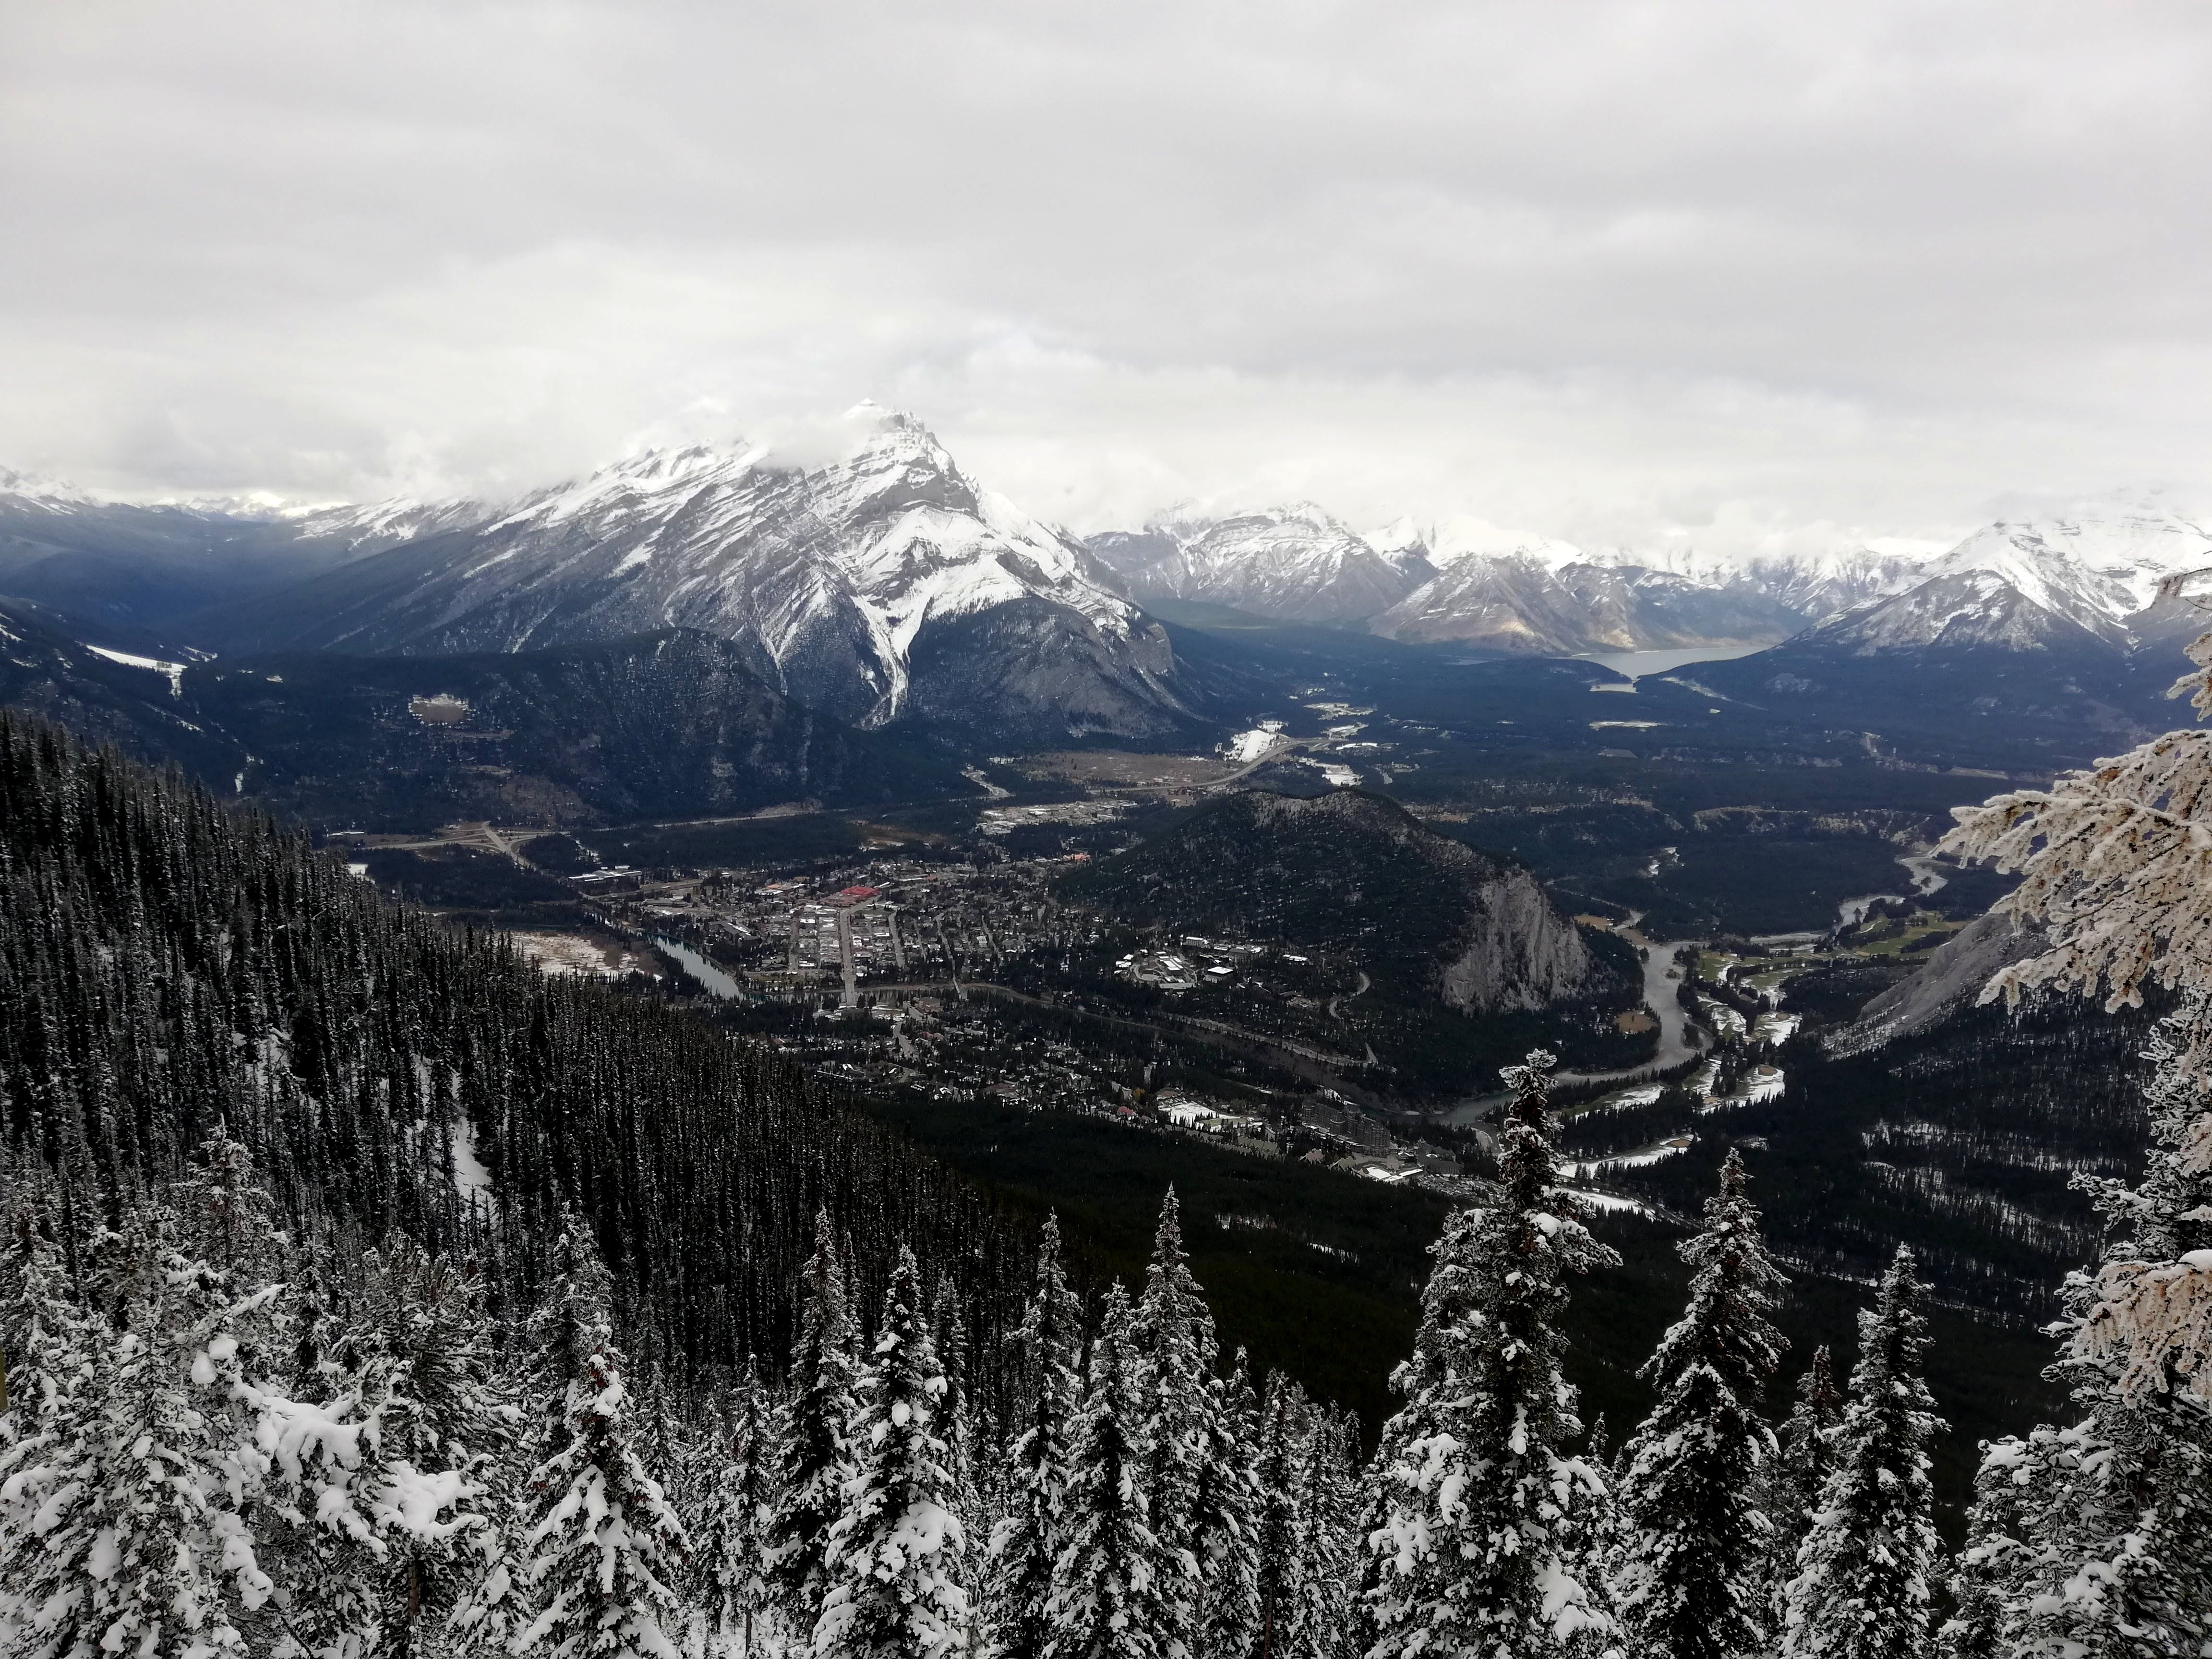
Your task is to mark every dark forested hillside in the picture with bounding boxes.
[0,711,1026,1396]
[1061,788,1600,1013]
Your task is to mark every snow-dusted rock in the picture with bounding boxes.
[201,411,1196,743]
[1087,503,1433,625]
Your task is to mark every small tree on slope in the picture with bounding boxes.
[1780,1247,1944,1659]
[980,1214,1084,1659]
[512,1226,690,1659]
[1363,1050,1622,1659]
[814,1244,971,1659]
[1615,1149,1788,1659]
[1942,995,2212,1658]
[700,1371,776,1657]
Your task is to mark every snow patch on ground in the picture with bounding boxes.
[85,644,187,697]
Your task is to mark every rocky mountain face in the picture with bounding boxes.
[1086,504,1435,625]
[0,601,958,828]
[188,628,966,829]
[196,413,1196,746]
[1061,788,1594,1013]
[1802,503,2212,656]
[1090,492,2212,676]
[1365,550,1804,652]
[1685,499,2212,752]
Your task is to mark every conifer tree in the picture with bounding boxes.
[1293,1409,1363,1659]
[769,1213,863,1635]
[701,1373,777,1657]
[1942,996,2212,1657]
[1615,1149,1788,1659]
[815,1245,971,1659]
[1046,1284,1171,1659]
[1188,1350,1260,1659]
[1250,1373,1301,1659]
[1130,1190,1208,1656]
[362,1239,518,1659]
[0,1202,103,1659]
[1780,1247,1944,1659]
[1761,1348,1840,1629]
[512,1226,690,1659]
[3,1199,281,1659]
[981,1214,1083,1659]
[1363,1050,1621,1659]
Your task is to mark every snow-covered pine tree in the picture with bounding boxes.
[1363,1050,1622,1659]
[1293,1408,1364,1659]
[1939,611,2212,1397]
[1761,1348,1840,1631]
[512,1224,691,1659]
[0,1199,101,1658]
[1130,1190,1208,1656]
[1615,1149,1788,1659]
[980,1214,1084,1659]
[3,1198,282,1659]
[814,1244,971,1659]
[930,1276,977,1519]
[1780,1247,1944,1659]
[769,1212,863,1637]
[1941,995,2212,1657]
[1188,1350,1259,1659]
[1250,1372,1301,1659]
[1045,1283,1172,1659]
[700,1371,777,1657]
[351,1235,521,1659]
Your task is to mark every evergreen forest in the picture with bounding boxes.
[2,710,2208,1659]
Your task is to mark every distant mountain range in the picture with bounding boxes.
[10,411,2212,776]
[1084,492,2212,665]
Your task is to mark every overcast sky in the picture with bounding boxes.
[4,0,2210,553]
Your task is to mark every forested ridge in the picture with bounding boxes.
[2,710,2209,1659]
[0,709,1033,1399]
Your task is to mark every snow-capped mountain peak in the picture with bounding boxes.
[189,409,1189,745]
[1085,502,1433,625]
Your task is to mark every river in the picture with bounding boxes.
[653,935,747,1000]
[1445,924,1709,1125]
[1834,847,1952,927]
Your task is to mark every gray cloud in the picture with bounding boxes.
[3,0,2209,553]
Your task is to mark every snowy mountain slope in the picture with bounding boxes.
[1783,497,2212,657]
[198,412,1197,743]
[1086,504,1434,625]
[0,469,485,643]
[1365,549,1804,652]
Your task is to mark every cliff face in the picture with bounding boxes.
[1834,909,2047,1051]
[1061,788,1594,1013]
[1438,864,1592,1013]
